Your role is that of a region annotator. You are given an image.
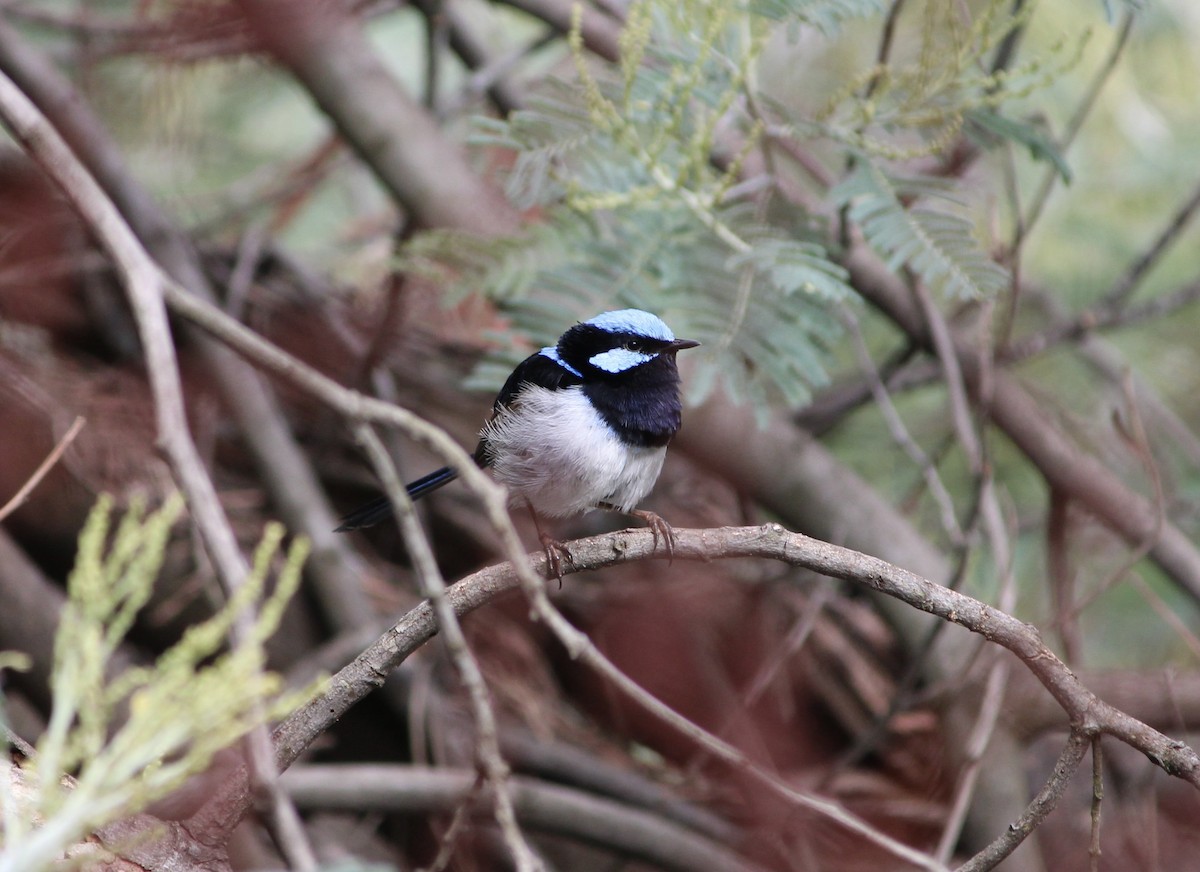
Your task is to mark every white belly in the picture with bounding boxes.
[481,386,667,517]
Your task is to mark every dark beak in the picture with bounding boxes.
[667,338,701,352]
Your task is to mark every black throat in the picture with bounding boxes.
[583,355,684,447]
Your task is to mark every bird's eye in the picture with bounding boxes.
[624,339,644,352]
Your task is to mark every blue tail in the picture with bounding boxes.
[333,466,459,532]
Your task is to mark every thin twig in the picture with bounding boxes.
[422,774,484,872]
[1003,277,1200,365]
[956,731,1091,872]
[843,307,963,543]
[1099,177,1200,310]
[937,449,1018,862]
[1053,373,1166,623]
[353,424,541,872]
[0,416,85,524]
[935,657,1012,862]
[911,280,982,473]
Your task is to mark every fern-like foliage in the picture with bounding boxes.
[402,0,1076,410]
[409,198,849,411]
[417,0,859,408]
[0,496,317,872]
[832,159,1009,299]
[776,0,1087,161]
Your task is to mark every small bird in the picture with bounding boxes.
[335,309,699,575]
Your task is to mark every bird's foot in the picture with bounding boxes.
[538,531,575,588]
[628,508,675,563]
[528,503,574,587]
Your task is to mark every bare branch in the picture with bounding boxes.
[956,731,1091,872]
[281,765,765,872]
[200,524,1199,867]
[353,424,542,871]
[1100,179,1200,310]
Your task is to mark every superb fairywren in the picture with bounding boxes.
[336,309,699,574]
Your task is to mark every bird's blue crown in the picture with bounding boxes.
[584,309,676,341]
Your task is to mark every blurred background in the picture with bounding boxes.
[1,0,1199,869]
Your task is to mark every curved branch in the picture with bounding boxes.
[145,522,1200,871]
[956,731,1091,872]
[279,525,1200,788]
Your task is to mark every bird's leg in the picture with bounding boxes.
[597,502,676,563]
[527,502,573,586]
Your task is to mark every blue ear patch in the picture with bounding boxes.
[539,345,583,376]
[588,347,654,373]
[584,309,674,341]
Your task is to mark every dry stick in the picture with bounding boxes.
[935,471,1019,864]
[911,280,982,473]
[0,415,85,524]
[424,774,484,872]
[1053,374,1167,625]
[282,764,760,872]
[956,731,1091,872]
[1004,277,1200,366]
[935,658,1012,863]
[352,424,542,872]
[276,530,1199,845]
[1129,575,1200,662]
[0,69,318,872]
[905,275,1025,861]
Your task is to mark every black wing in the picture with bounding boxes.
[474,351,583,467]
[492,350,583,411]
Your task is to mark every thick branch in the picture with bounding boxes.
[234,0,519,235]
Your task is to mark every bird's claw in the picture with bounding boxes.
[630,509,675,564]
[539,532,575,588]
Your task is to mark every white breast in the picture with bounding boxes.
[480,386,667,517]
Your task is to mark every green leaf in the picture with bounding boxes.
[833,159,1010,299]
[966,108,1072,184]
